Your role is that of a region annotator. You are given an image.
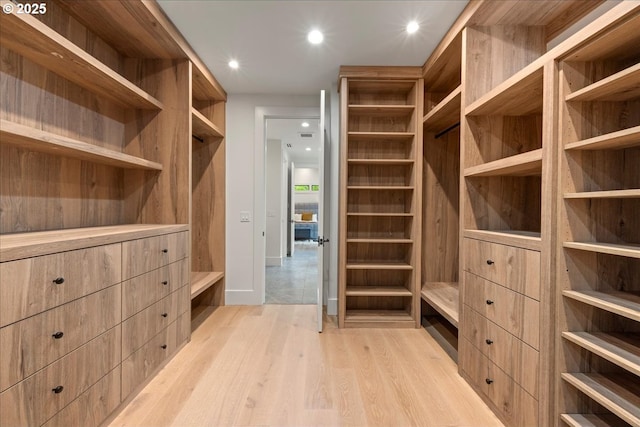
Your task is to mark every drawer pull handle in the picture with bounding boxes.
[486,299,494,305]
[52,385,64,394]
[53,277,65,285]
[162,249,168,253]
[161,344,167,349]
[52,331,64,339]
[486,260,494,265]
[485,378,493,385]
[161,313,168,318]
[485,339,493,345]
[162,281,168,285]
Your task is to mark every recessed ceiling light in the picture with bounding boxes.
[228,59,239,69]
[301,122,310,128]
[305,147,311,151]
[406,21,419,34]
[307,29,324,45]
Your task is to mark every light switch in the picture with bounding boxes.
[240,211,251,222]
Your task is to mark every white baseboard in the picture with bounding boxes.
[327,297,338,316]
[266,257,282,266]
[225,289,263,305]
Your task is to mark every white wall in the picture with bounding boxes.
[294,167,319,204]
[226,94,319,305]
[265,138,283,266]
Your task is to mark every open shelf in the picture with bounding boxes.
[421,282,459,327]
[561,413,628,427]
[0,11,163,110]
[190,271,224,300]
[192,108,223,139]
[348,132,415,139]
[346,238,412,244]
[463,229,541,251]
[565,126,640,151]
[464,149,542,177]
[347,212,413,217]
[561,373,640,427]
[0,120,163,171]
[466,65,544,116]
[347,159,414,165]
[562,290,640,322]
[564,190,640,199]
[345,310,414,323]
[345,287,412,297]
[562,332,640,376]
[423,85,461,133]
[563,242,640,259]
[566,63,640,102]
[348,105,415,115]
[346,262,413,270]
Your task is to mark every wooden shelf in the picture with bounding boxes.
[561,413,626,427]
[0,120,163,171]
[347,159,414,165]
[562,290,640,322]
[347,186,414,190]
[347,213,413,217]
[347,238,412,244]
[566,63,640,102]
[348,105,415,116]
[563,242,640,259]
[565,126,640,151]
[348,132,415,139]
[345,286,412,297]
[565,189,640,199]
[346,262,413,270]
[190,271,224,300]
[464,229,542,251]
[423,85,461,133]
[0,11,163,110]
[561,373,640,427]
[423,32,462,91]
[344,310,414,325]
[192,108,223,139]
[0,224,189,262]
[562,332,640,376]
[421,282,459,327]
[466,65,543,116]
[464,149,543,177]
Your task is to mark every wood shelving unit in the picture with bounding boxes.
[564,190,640,199]
[562,290,640,322]
[560,413,624,427]
[339,70,422,328]
[562,332,640,376]
[563,242,640,258]
[565,126,640,151]
[190,271,224,300]
[565,63,640,102]
[192,108,223,138]
[420,282,459,327]
[422,85,461,133]
[463,149,542,177]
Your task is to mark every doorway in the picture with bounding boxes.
[264,118,321,304]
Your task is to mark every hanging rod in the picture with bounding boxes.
[434,122,460,139]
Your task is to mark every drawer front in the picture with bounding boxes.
[42,366,120,427]
[461,306,539,398]
[463,238,540,300]
[463,272,539,349]
[0,326,121,427]
[460,338,538,427]
[122,259,188,319]
[0,244,121,327]
[122,288,184,359]
[122,232,188,279]
[0,285,121,392]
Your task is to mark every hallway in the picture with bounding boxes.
[266,241,318,304]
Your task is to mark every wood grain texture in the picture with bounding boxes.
[562,290,640,322]
[339,66,422,80]
[121,231,188,279]
[562,332,640,377]
[110,305,503,426]
[566,63,640,102]
[423,86,461,133]
[192,108,223,138]
[565,126,640,151]
[464,149,542,177]
[420,282,459,327]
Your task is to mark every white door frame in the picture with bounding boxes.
[254,106,320,304]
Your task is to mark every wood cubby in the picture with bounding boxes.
[339,68,423,328]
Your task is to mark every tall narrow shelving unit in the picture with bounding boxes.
[556,9,640,426]
[338,67,423,328]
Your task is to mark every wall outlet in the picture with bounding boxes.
[240,211,251,222]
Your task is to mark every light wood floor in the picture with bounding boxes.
[109,305,504,426]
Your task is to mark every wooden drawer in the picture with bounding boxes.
[0,244,121,327]
[122,232,188,279]
[463,238,540,300]
[0,285,121,392]
[121,313,189,399]
[122,285,189,359]
[42,366,120,427]
[461,306,539,398]
[463,272,539,349]
[460,338,538,427]
[122,258,189,319]
[0,326,121,427]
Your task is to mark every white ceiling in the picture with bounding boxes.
[267,118,320,165]
[157,0,469,95]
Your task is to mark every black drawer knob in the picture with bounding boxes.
[486,299,494,305]
[53,277,65,285]
[161,313,168,318]
[161,344,167,349]
[162,249,168,253]
[485,378,493,385]
[52,385,64,394]
[52,331,64,339]
[162,281,168,285]
[486,260,495,265]
[485,339,493,345]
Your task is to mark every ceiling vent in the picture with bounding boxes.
[299,132,314,138]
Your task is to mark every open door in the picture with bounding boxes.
[317,91,326,333]
[289,162,295,257]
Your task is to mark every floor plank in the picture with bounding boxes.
[109,305,504,426]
